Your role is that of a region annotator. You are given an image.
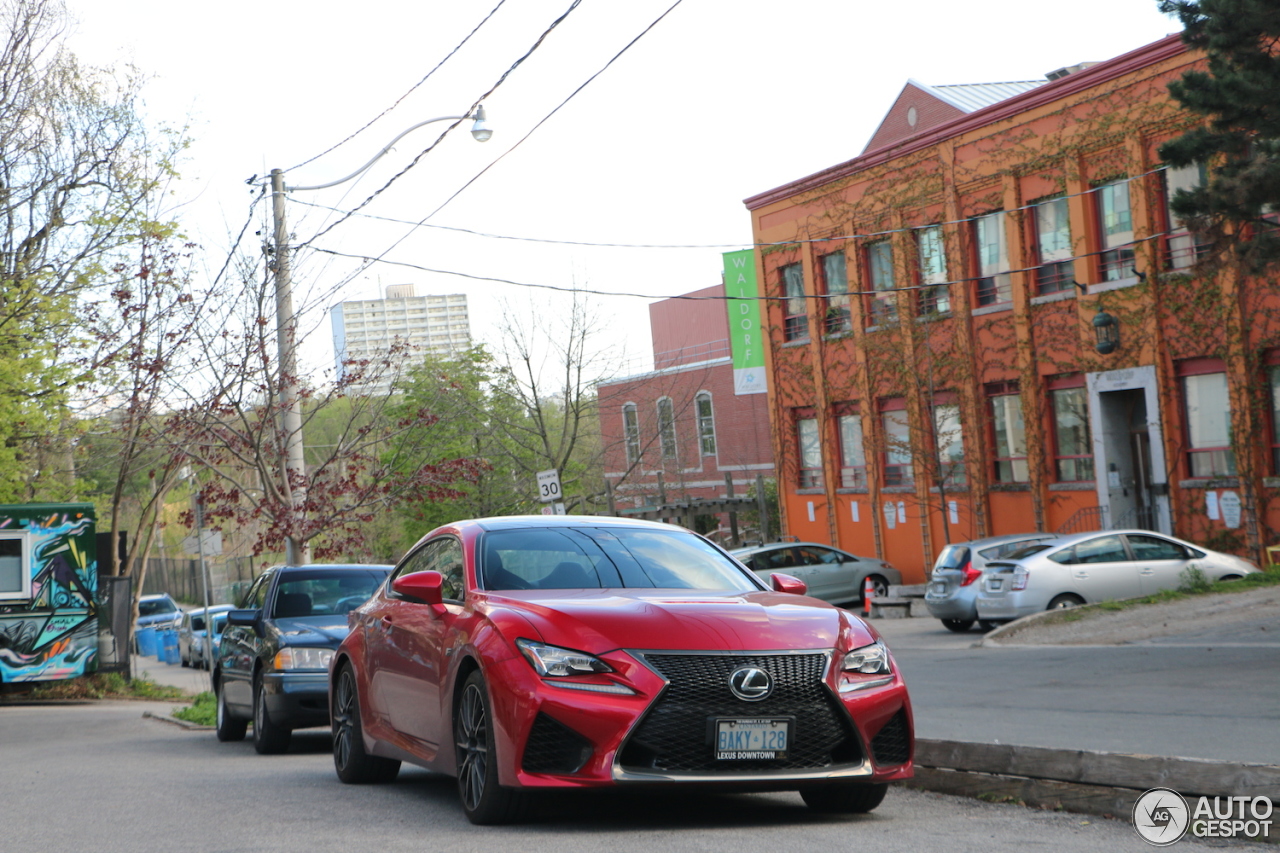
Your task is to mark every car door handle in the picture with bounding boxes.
[1139,567,1155,576]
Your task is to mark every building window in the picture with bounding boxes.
[657,397,677,460]
[1270,364,1280,474]
[973,211,1012,306]
[932,399,965,488]
[1095,179,1136,281]
[0,535,30,601]
[865,241,896,326]
[623,403,641,465]
[1050,383,1094,481]
[797,416,823,488]
[880,399,913,486]
[916,226,950,315]
[1034,196,1074,294]
[1164,162,1208,269]
[695,392,716,456]
[989,385,1028,483]
[838,411,866,489]
[781,263,808,341]
[821,252,851,334]
[1180,362,1235,478]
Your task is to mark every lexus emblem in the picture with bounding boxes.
[728,666,773,701]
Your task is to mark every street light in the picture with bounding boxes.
[268,107,491,565]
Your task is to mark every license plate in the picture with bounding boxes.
[715,718,790,760]
[988,579,1004,591]
[930,582,947,595]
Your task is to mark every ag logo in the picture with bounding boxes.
[728,665,773,701]
[1133,787,1190,846]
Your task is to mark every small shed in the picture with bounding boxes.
[0,503,98,682]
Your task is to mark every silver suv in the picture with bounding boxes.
[924,533,1058,632]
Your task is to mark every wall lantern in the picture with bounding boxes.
[1093,309,1119,355]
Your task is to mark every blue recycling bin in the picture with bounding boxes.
[160,630,180,665]
[136,627,157,657]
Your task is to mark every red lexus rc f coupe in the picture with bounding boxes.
[329,516,914,824]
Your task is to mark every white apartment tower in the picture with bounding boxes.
[331,285,471,395]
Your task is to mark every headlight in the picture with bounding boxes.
[273,647,334,670]
[516,638,612,677]
[842,640,892,675]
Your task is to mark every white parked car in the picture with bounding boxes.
[976,529,1259,622]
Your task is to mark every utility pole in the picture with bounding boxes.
[270,168,308,566]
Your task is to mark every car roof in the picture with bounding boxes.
[947,532,1056,549]
[472,515,677,532]
[140,593,174,601]
[730,541,844,555]
[272,563,394,573]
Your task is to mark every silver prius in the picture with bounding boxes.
[924,533,1058,632]
[976,529,1259,621]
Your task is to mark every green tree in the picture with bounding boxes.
[1159,0,1280,270]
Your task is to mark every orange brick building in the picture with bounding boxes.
[744,35,1280,582]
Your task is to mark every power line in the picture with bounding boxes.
[315,226,1187,303]
[283,0,510,175]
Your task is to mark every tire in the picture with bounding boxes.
[801,782,889,814]
[978,620,1003,632]
[862,575,891,602]
[941,619,974,633]
[215,676,247,742]
[332,663,400,784]
[181,654,190,668]
[1047,594,1085,610]
[455,670,528,825]
[252,673,292,755]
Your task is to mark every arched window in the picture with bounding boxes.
[622,404,640,464]
[695,392,716,456]
[657,398,677,460]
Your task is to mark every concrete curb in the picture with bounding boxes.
[142,710,213,731]
[981,606,1080,646]
[907,738,1280,824]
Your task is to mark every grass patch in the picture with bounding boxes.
[172,691,216,726]
[2,672,189,701]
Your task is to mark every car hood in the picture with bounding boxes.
[270,617,350,647]
[137,614,179,627]
[483,589,876,654]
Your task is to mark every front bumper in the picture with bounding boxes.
[484,647,914,791]
[261,670,331,729]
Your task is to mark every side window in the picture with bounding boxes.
[798,547,845,565]
[1048,546,1077,565]
[433,538,466,601]
[1126,535,1187,561]
[1073,535,1129,564]
[243,573,272,609]
[764,548,798,570]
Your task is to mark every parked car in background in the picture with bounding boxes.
[331,516,913,825]
[924,533,1059,632]
[136,593,182,631]
[214,563,393,754]
[178,605,235,668]
[730,541,901,605]
[977,529,1259,621]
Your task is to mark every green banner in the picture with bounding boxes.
[723,249,767,394]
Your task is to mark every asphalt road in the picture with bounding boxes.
[873,616,1280,765]
[1,701,1257,853]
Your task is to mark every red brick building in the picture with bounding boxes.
[744,35,1280,582]
[598,284,775,541]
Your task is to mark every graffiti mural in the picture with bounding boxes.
[0,505,98,682]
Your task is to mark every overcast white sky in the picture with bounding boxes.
[65,0,1181,380]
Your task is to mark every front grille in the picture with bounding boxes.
[870,709,910,766]
[522,712,592,775]
[618,652,860,774]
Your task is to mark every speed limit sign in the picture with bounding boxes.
[536,469,562,503]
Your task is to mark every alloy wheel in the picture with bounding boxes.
[456,682,488,812]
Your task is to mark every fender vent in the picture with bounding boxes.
[522,712,592,775]
[870,709,911,767]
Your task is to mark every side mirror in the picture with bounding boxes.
[226,608,263,636]
[770,572,808,596]
[392,570,445,606]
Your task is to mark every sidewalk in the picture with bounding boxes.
[131,652,213,695]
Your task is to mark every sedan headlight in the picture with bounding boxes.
[516,639,612,677]
[273,647,334,670]
[842,640,892,675]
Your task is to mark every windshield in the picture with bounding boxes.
[481,527,758,592]
[138,598,177,616]
[1004,543,1054,561]
[273,569,390,618]
[933,545,970,570]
